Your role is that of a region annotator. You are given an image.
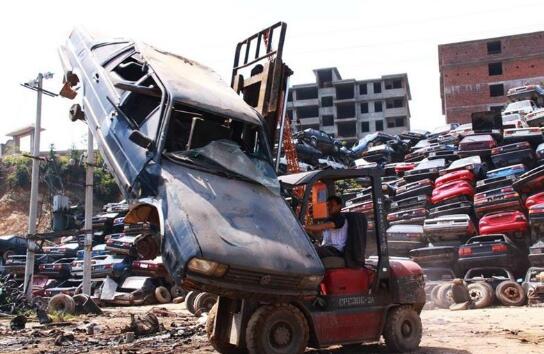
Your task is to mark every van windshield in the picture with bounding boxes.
[164,104,279,193]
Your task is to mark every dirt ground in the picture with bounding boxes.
[0,304,542,354]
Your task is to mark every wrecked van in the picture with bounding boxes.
[59,28,324,299]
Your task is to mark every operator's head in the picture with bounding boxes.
[326,195,343,215]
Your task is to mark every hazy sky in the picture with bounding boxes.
[2,0,543,151]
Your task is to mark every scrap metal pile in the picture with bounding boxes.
[0,201,193,315]
[340,84,544,309]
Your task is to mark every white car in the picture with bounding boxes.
[502,100,537,124]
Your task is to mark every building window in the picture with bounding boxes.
[360,102,369,114]
[359,83,368,95]
[386,99,404,109]
[387,116,406,128]
[337,103,355,119]
[374,101,383,112]
[297,106,319,118]
[488,62,503,76]
[286,109,294,119]
[322,115,334,126]
[385,79,402,90]
[361,121,370,133]
[489,84,504,97]
[487,40,501,55]
[287,91,293,102]
[337,122,356,137]
[321,96,333,107]
[375,120,384,131]
[296,87,318,100]
[336,85,354,100]
[373,82,382,94]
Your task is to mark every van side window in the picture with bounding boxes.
[119,75,161,127]
[111,53,148,82]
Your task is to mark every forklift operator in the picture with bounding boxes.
[304,195,348,258]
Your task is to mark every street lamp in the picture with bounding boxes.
[20,72,57,300]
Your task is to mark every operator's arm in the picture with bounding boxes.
[304,222,336,233]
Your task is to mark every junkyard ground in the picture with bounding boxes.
[0,304,542,354]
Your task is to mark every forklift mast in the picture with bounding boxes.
[231,22,293,147]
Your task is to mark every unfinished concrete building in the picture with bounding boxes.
[287,67,411,143]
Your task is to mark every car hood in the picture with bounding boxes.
[160,159,324,277]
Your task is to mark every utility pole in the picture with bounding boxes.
[21,72,56,299]
[82,129,94,295]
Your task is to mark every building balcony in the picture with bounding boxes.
[292,98,319,107]
[384,107,409,117]
[298,117,320,125]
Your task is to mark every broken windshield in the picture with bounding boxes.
[164,104,279,194]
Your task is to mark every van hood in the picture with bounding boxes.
[159,160,324,277]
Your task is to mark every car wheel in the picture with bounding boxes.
[496,281,526,306]
[170,285,187,299]
[430,285,442,306]
[467,282,494,309]
[194,292,218,315]
[383,305,422,353]
[47,294,76,315]
[246,303,309,354]
[2,250,14,262]
[185,291,200,314]
[154,286,172,304]
[206,303,246,354]
[435,283,455,309]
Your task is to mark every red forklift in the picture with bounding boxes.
[206,167,426,354]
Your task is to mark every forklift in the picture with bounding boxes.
[206,167,426,353]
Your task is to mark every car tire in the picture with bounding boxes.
[246,303,309,354]
[206,303,246,354]
[194,292,217,315]
[467,282,494,309]
[383,305,422,353]
[435,283,455,309]
[155,286,172,304]
[170,285,187,299]
[47,294,76,315]
[496,281,526,306]
[2,250,14,262]
[430,285,442,306]
[185,291,200,314]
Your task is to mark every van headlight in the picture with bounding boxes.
[299,275,323,288]
[187,258,228,277]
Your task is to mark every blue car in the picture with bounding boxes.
[76,244,107,259]
[486,164,527,179]
[0,235,27,264]
[476,164,527,193]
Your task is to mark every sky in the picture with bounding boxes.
[1,0,543,151]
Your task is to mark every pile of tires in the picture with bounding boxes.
[185,291,217,316]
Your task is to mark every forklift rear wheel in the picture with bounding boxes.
[383,305,422,353]
[185,291,200,314]
[206,303,246,354]
[246,303,309,354]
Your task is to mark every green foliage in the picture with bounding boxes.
[2,155,31,167]
[94,166,120,201]
[7,164,30,188]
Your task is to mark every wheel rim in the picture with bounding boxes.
[469,289,482,301]
[401,319,413,338]
[269,321,293,349]
[504,286,520,300]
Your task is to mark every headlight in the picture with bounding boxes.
[299,275,323,288]
[187,258,228,277]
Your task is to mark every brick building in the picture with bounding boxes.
[286,67,411,143]
[439,31,544,124]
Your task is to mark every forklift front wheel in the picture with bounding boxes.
[383,305,422,353]
[246,303,309,354]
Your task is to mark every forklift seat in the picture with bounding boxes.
[321,212,367,270]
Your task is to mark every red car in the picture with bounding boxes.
[526,191,544,209]
[394,162,416,176]
[479,211,529,236]
[435,170,475,188]
[458,134,496,157]
[431,180,475,205]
